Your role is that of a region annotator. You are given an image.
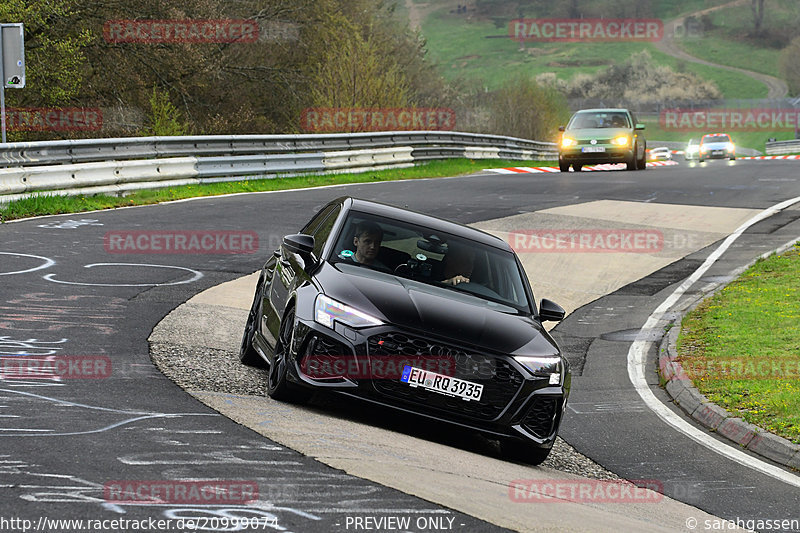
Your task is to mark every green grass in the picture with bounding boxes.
[420,4,770,98]
[679,34,781,80]
[677,243,800,444]
[0,158,551,222]
[674,0,800,80]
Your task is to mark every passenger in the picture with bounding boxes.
[441,244,475,286]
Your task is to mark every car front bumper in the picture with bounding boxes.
[285,317,571,446]
[560,145,634,164]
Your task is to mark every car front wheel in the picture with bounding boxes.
[268,308,311,403]
[559,160,570,172]
[626,146,638,170]
[636,146,647,170]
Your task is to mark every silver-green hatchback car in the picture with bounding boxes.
[558,108,647,172]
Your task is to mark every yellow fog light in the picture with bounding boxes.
[561,137,576,149]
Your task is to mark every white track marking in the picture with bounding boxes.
[627,195,800,488]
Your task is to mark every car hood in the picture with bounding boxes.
[565,127,631,140]
[317,262,559,356]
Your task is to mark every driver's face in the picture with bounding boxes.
[354,232,381,262]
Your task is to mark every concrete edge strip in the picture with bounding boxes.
[628,196,800,488]
[658,238,800,470]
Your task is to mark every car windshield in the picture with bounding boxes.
[569,111,630,129]
[703,135,730,143]
[329,211,531,312]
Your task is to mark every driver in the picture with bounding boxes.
[441,244,475,286]
[351,221,388,269]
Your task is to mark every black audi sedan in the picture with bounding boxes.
[240,197,570,464]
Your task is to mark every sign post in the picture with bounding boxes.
[1,23,26,143]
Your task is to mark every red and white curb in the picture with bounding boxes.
[485,160,679,174]
[741,155,800,160]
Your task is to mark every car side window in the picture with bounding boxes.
[310,205,342,259]
[302,204,336,236]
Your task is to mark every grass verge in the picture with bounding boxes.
[0,158,551,223]
[677,242,800,444]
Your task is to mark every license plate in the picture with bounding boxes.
[401,366,483,401]
[712,150,723,155]
[582,146,605,153]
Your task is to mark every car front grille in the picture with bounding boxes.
[576,138,612,145]
[522,396,559,438]
[367,332,524,421]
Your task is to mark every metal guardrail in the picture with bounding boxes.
[0,131,558,203]
[0,131,556,167]
[765,140,800,155]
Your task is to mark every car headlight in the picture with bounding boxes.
[700,146,708,153]
[314,294,382,329]
[727,142,735,152]
[514,355,562,384]
[561,137,576,148]
[612,135,630,146]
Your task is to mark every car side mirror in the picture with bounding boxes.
[558,126,565,132]
[539,298,565,322]
[635,123,645,130]
[283,234,314,255]
[282,234,317,270]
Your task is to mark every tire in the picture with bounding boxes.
[699,157,704,163]
[572,163,583,172]
[636,147,647,170]
[559,161,570,172]
[626,149,637,171]
[268,308,311,403]
[239,277,266,367]
[730,156,736,161]
[500,438,552,465]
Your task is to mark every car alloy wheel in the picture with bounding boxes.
[268,308,311,403]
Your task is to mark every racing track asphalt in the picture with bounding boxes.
[1,157,799,532]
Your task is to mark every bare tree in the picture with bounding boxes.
[751,0,766,33]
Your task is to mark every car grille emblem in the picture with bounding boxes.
[590,139,597,145]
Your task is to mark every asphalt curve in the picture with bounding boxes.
[2,157,799,532]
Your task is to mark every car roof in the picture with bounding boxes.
[329,197,513,252]
[573,108,631,113]
[701,133,731,139]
